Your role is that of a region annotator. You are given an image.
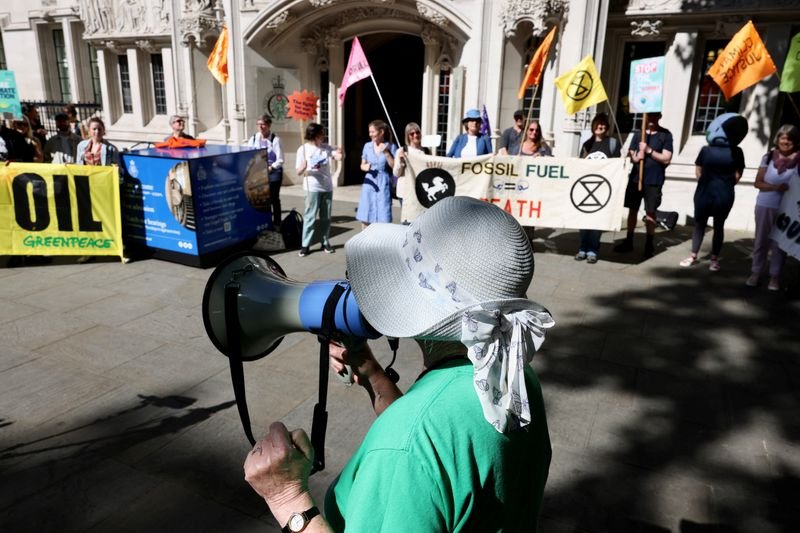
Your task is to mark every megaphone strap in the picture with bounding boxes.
[224,281,257,446]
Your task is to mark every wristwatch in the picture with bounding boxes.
[282,507,320,533]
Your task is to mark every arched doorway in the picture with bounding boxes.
[342,33,425,185]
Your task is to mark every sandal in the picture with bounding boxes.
[679,255,698,267]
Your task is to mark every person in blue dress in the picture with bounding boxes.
[357,119,397,227]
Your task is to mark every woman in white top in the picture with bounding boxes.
[747,124,800,291]
[247,114,284,227]
[392,122,430,206]
[295,122,343,257]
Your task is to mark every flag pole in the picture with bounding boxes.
[519,85,541,156]
[369,74,400,145]
[638,112,647,192]
[605,101,626,152]
[786,92,800,118]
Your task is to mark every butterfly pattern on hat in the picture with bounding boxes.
[400,222,555,433]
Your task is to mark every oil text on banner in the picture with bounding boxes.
[0,163,123,258]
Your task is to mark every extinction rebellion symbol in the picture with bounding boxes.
[415,167,456,208]
[570,174,611,213]
[566,70,593,101]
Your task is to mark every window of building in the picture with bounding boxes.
[88,45,102,104]
[436,69,451,156]
[692,39,742,135]
[52,29,72,101]
[0,31,7,70]
[151,53,167,115]
[320,70,329,143]
[118,55,133,113]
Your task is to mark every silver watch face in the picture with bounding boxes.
[289,514,305,531]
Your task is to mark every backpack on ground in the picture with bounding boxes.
[280,209,303,250]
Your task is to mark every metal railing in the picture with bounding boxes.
[20,100,103,138]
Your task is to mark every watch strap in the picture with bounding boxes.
[282,506,320,533]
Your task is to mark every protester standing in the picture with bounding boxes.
[9,119,41,162]
[614,112,673,258]
[22,104,48,148]
[680,113,747,272]
[166,115,194,140]
[574,113,621,264]
[393,122,429,205]
[296,123,343,257]
[244,197,554,533]
[497,109,525,156]
[248,115,285,227]
[447,108,492,158]
[519,120,552,157]
[76,117,120,166]
[357,119,396,227]
[65,104,87,139]
[43,113,81,163]
[746,124,799,290]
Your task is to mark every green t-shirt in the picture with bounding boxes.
[325,358,551,532]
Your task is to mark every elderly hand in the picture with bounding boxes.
[244,422,314,509]
[329,340,380,386]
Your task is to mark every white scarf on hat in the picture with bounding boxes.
[401,225,555,433]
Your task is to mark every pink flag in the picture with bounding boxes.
[338,37,372,105]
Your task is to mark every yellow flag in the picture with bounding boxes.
[554,55,608,115]
[780,32,800,93]
[708,21,776,100]
[207,26,229,85]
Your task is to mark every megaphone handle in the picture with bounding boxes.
[225,282,257,446]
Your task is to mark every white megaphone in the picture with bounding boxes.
[202,251,381,361]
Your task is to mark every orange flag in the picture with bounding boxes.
[517,26,557,100]
[207,26,229,85]
[708,21,776,100]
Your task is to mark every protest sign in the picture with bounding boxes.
[629,56,665,113]
[286,90,319,121]
[401,152,627,231]
[0,70,22,120]
[770,178,800,260]
[0,163,123,258]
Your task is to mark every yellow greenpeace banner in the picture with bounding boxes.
[0,163,123,258]
[401,152,628,231]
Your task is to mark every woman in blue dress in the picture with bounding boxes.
[357,119,397,227]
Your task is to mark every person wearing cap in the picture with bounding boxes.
[43,112,81,164]
[166,114,195,141]
[243,196,554,532]
[446,108,493,158]
[613,111,673,258]
[497,109,525,156]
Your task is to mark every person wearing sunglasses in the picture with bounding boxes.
[519,120,551,157]
[165,114,195,141]
[393,122,430,206]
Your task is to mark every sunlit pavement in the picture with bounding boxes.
[2,188,799,532]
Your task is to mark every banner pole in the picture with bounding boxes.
[638,112,647,192]
[605,101,626,152]
[369,74,400,145]
[786,92,800,118]
[520,85,541,156]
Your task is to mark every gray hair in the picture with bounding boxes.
[773,124,800,147]
[169,114,184,125]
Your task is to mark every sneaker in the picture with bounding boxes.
[574,251,587,261]
[323,244,335,254]
[709,259,720,272]
[768,278,781,291]
[586,254,598,264]
[745,273,759,287]
[679,255,698,267]
[613,239,633,253]
[298,247,309,257]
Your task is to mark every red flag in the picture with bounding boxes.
[207,26,229,85]
[338,37,372,105]
[517,26,557,100]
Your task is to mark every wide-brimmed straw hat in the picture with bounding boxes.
[345,196,545,340]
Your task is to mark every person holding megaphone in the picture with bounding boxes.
[243,196,555,532]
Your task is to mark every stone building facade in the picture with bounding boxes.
[2,0,799,230]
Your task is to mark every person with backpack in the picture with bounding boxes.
[295,123,343,257]
[248,115,284,227]
[575,113,621,264]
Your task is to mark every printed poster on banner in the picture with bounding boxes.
[0,163,123,258]
[629,56,665,113]
[401,152,627,231]
[770,178,800,260]
[0,70,22,120]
